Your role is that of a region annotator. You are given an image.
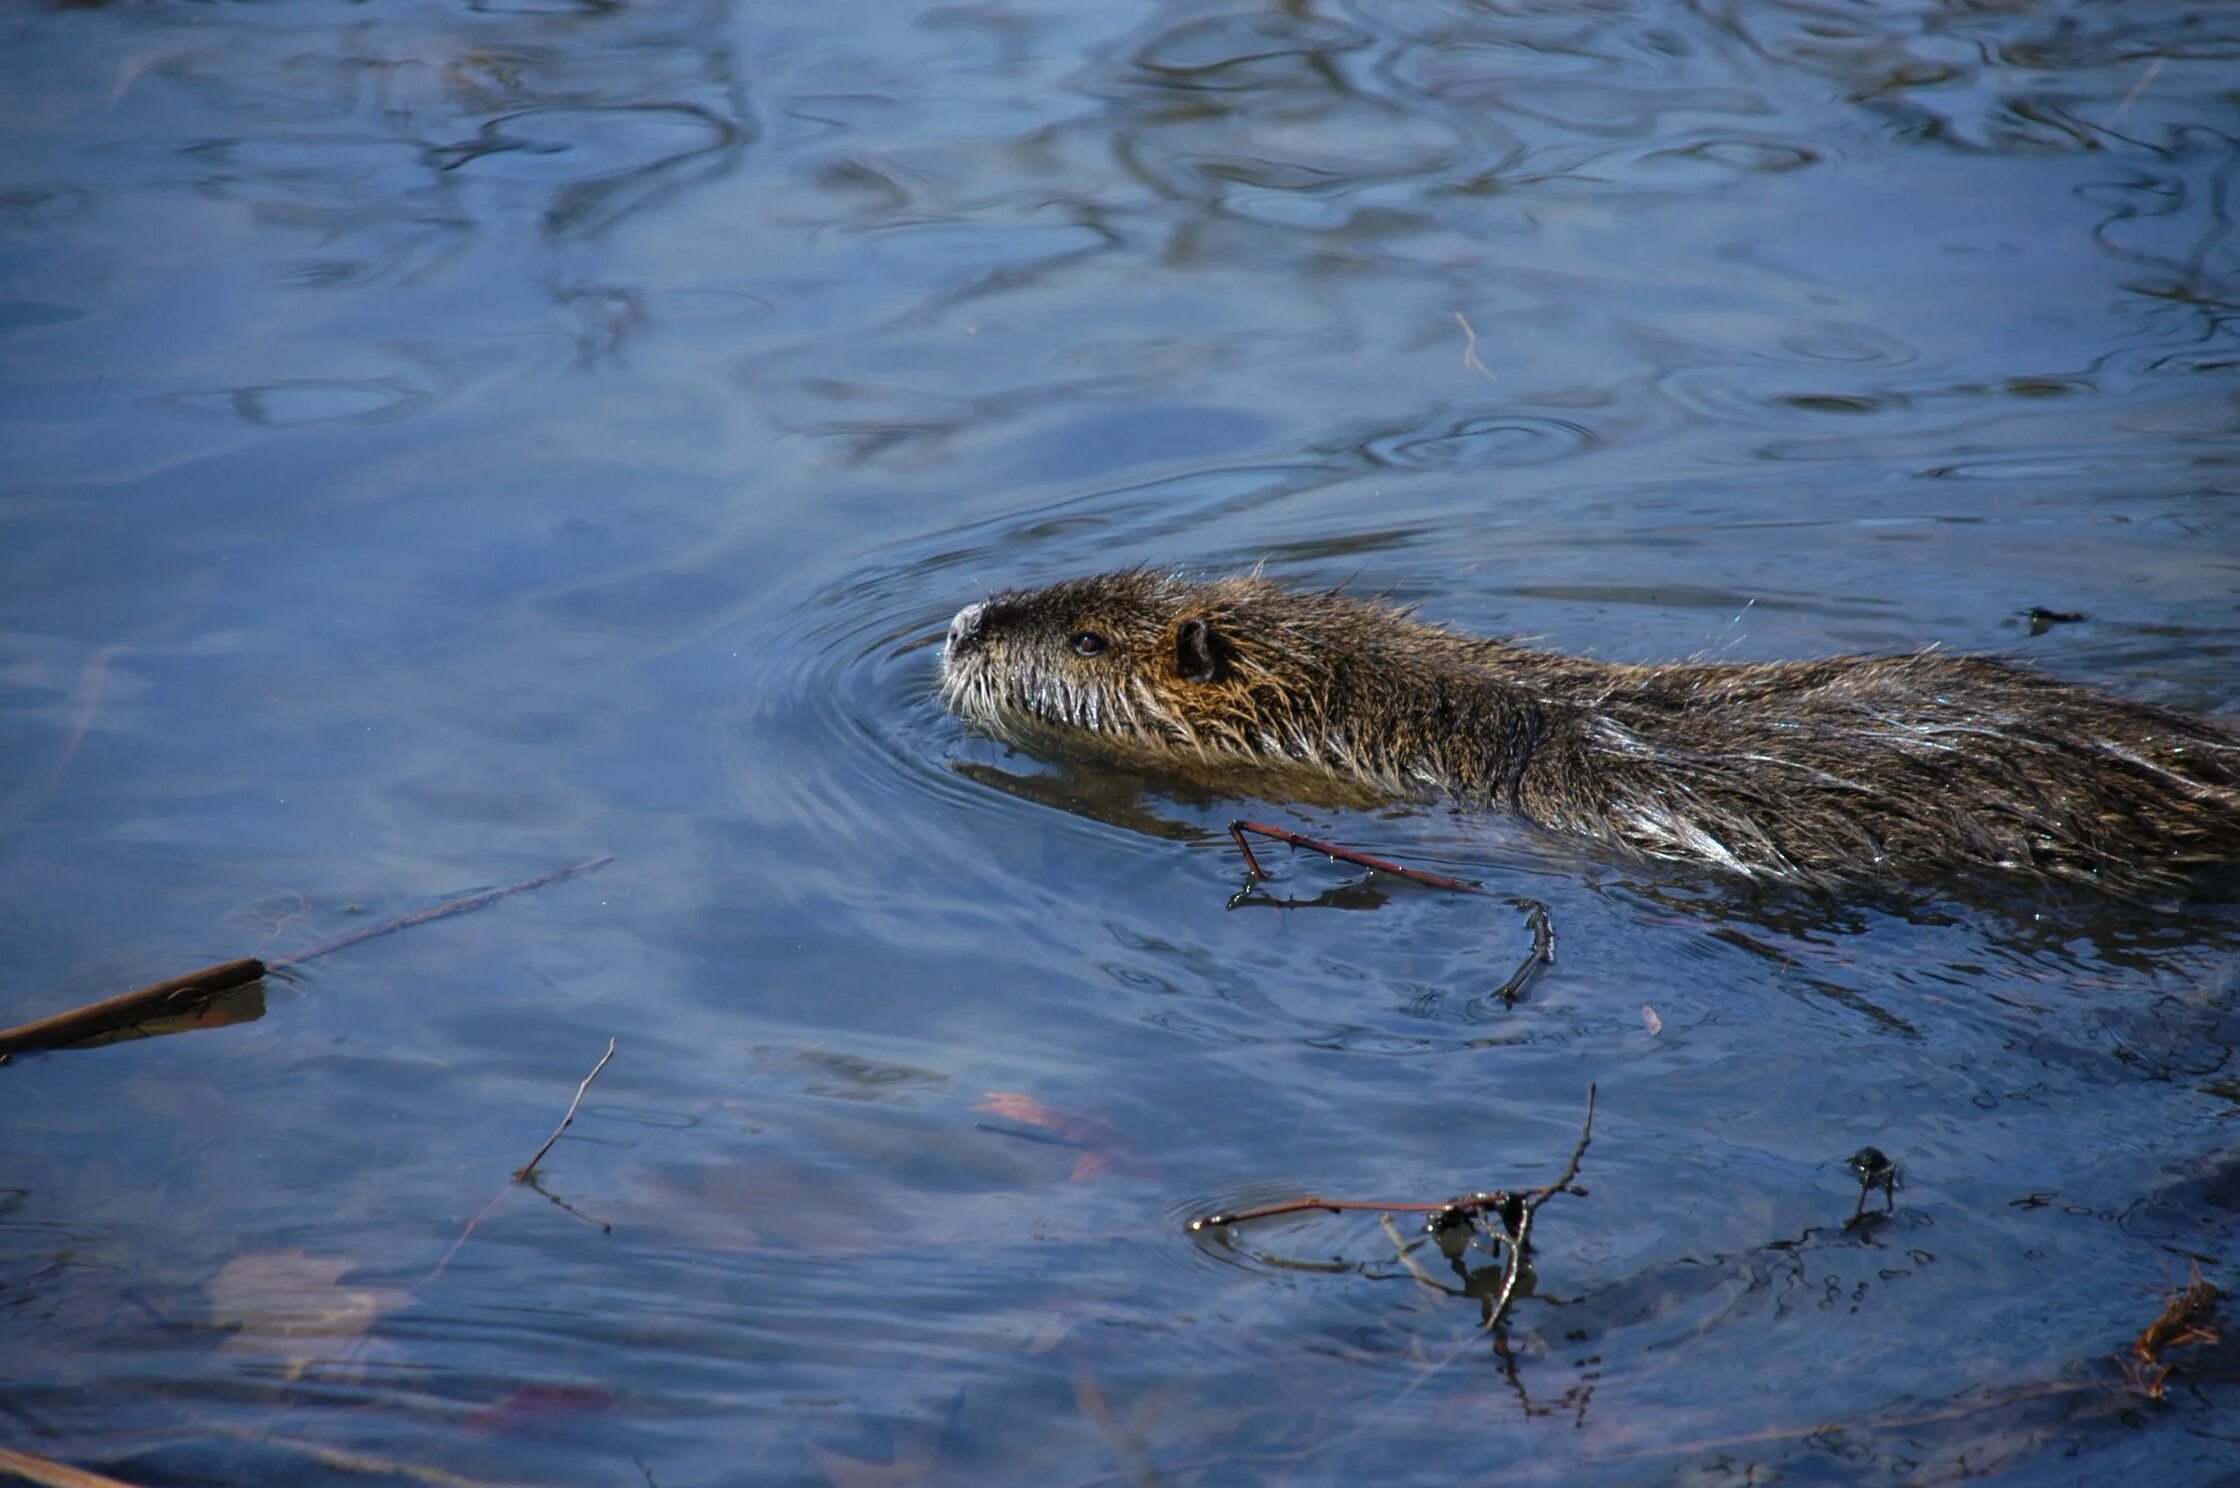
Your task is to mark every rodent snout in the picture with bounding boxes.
[945,601,988,658]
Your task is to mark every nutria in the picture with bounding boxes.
[938,570,2240,893]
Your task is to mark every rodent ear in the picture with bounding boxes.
[1176,617,1221,683]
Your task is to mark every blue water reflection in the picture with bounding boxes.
[3,1,2236,1484]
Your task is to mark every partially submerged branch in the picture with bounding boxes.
[1,856,614,1059]
[1487,898,1555,1007]
[516,1038,619,1183]
[1189,1084,1598,1334]
[1224,820,1553,1005]
[1524,1082,1597,1217]
[0,958,267,1059]
[1228,819,1487,896]
[425,1038,621,1286]
[272,854,615,969]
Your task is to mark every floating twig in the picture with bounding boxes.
[1485,898,1555,1007]
[1189,1192,1485,1230]
[1524,1082,1597,1218]
[1228,820,1487,896]
[1484,1203,1534,1330]
[425,1039,620,1286]
[274,855,615,969]
[1188,1089,1595,1234]
[0,957,267,1059]
[1,856,614,1059]
[1483,1084,1598,1330]
[1187,1084,1597,1336]
[2125,1264,2221,1398]
[517,1038,618,1182]
[1226,820,1555,1006]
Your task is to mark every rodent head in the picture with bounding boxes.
[940,567,1468,786]
[940,569,1240,751]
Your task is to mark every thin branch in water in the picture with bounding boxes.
[0,957,267,1059]
[274,855,616,968]
[1482,1084,1595,1332]
[1188,1089,1595,1235]
[521,1170,615,1234]
[1,855,614,1060]
[1186,1088,1596,1337]
[423,1038,619,1286]
[517,1038,618,1181]
[1228,819,1486,896]
[1525,1083,1597,1217]
[1225,820,1554,1003]
[1485,898,1555,1007]
[1485,1200,1536,1332]
[1189,1193,1474,1231]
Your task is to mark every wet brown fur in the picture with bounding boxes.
[940,570,2240,893]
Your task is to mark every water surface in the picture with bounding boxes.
[4,1,2239,1484]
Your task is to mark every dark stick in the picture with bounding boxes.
[1184,1090,1597,1337]
[1486,1202,1535,1332]
[1524,1083,1597,1216]
[1227,819,1551,1002]
[273,854,616,968]
[1,855,613,1061]
[1485,1085,1597,1331]
[516,1038,618,1181]
[1188,1194,1488,1232]
[1226,821,1270,882]
[1487,898,1556,1005]
[0,957,267,1058]
[1228,820,1487,896]
[425,1038,620,1286]
[1187,1085,1597,1237]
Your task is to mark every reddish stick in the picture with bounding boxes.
[1188,1192,1509,1232]
[1227,820,1487,896]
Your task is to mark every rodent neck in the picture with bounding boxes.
[1258,658,1554,804]
[1392,670,1553,804]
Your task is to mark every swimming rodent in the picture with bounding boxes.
[938,569,2240,893]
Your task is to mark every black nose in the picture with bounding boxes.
[946,601,988,654]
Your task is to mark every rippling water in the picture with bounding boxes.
[5,1,2239,1483]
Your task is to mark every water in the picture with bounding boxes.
[4,1,2238,1483]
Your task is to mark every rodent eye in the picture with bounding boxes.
[1070,631,1108,657]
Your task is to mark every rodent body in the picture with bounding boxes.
[939,570,2240,893]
